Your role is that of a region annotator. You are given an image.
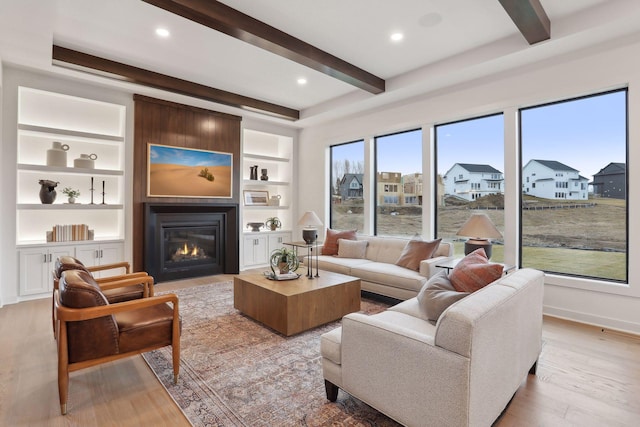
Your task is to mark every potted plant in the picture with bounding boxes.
[270,247,300,274]
[265,216,282,231]
[62,187,81,204]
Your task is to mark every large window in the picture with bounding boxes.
[330,140,365,231]
[520,89,628,282]
[435,114,505,262]
[375,129,422,237]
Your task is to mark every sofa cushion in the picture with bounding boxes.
[314,255,371,275]
[322,229,357,255]
[337,239,368,259]
[450,249,503,292]
[351,262,427,292]
[395,238,442,271]
[417,270,469,322]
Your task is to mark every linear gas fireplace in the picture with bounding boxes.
[144,203,239,282]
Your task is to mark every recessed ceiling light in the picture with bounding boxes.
[390,32,404,42]
[297,78,307,85]
[155,28,170,38]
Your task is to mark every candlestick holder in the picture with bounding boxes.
[89,177,95,205]
[101,180,107,205]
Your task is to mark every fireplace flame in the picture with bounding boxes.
[172,242,206,262]
[191,246,199,256]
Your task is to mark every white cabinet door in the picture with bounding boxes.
[19,245,75,296]
[243,235,269,267]
[75,242,124,278]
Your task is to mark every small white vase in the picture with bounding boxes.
[68,197,76,204]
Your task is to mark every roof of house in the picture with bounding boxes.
[340,173,363,185]
[593,162,626,176]
[446,163,502,176]
[527,159,578,172]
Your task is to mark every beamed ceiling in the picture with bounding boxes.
[1,0,639,126]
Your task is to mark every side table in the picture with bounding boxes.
[283,240,322,278]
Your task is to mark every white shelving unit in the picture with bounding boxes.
[241,129,294,269]
[16,87,126,296]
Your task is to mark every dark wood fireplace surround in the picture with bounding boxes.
[133,95,242,279]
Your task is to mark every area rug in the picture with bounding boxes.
[142,281,401,426]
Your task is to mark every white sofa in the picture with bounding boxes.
[320,268,545,427]
[303,235,453,300]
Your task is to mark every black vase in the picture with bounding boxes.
[38,179,58,204]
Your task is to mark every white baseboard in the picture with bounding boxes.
[544,305,640,336]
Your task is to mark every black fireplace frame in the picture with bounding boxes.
[144,203,239,282]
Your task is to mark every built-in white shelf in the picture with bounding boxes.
[18,124,124,142]
[17,163,123,176]
[243,205,290,210]
[244,153,290,163]
[17,204,123,210]
[243,180,290,186]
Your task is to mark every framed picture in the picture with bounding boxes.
[244,190,269,206]
[147,143,233,198]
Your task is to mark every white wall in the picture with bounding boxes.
[297,35,640,334]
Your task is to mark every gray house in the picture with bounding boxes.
[591,162,626,199]
[338,173,364,200]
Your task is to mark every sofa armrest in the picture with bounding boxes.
[419,255,453,278]
[340,313,470,426]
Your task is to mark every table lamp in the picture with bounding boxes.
[297,211,322,244]
[456,213,502,259]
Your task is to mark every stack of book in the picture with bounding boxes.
[46,224,94,242]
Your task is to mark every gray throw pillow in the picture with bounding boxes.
[417,270,469,322]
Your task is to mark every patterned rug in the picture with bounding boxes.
[142,281,401,426]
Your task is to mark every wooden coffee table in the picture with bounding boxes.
[233,270,361,336]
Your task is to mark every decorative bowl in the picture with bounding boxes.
[247,222,264,232]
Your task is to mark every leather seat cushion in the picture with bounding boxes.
[116,303,176,353]
[104,284,145,304]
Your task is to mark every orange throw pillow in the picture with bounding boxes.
[395,238,442,271]
[449,248,503,292]
[322,229,357,255]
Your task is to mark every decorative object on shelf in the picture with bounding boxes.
[38,179,59,204]
[456,213,503,259]
[101,180,106,205]
[265,217,282,231]
[73,153,98,169]
[269,194,281,206]
[147,143,233,198]
[247,222,264,232]
[89,177,95,205]
[243,190,269,206]
[269,247,300,275]
[260,168,269,181]
[298,211,323,244]
[250,165,258,180]
[46,141,70,167]
[62,187,81,204]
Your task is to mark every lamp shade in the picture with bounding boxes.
[456,213,502,239]
[298,211,323,244]
[297,211,323,227]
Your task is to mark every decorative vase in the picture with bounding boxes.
[260,168,269,181]
[68,197,76,204]
[46,141,69,167]
[250,165,258,180]
[74,153,97,169]
[38,179,59,204]
[278,261,290,274]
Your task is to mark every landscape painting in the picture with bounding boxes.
[147,143,233,198]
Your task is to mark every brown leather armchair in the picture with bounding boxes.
[54,269,180,415]
[51,256,155,338]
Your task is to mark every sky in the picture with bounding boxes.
[149,144,232,167]
[332,90,627,180]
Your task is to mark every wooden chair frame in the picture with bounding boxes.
[54,287,180,415]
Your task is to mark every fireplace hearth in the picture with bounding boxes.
[144,203,239,282]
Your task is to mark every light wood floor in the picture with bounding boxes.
[1,273,639,426]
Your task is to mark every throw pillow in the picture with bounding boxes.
[395,238,442,271]
[336,239,368,259]
[449,248,503,292]
[322,229,357,255]
[417,270,469,322]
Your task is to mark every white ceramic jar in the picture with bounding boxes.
[46,141,70,167]
[74,153,98,169]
